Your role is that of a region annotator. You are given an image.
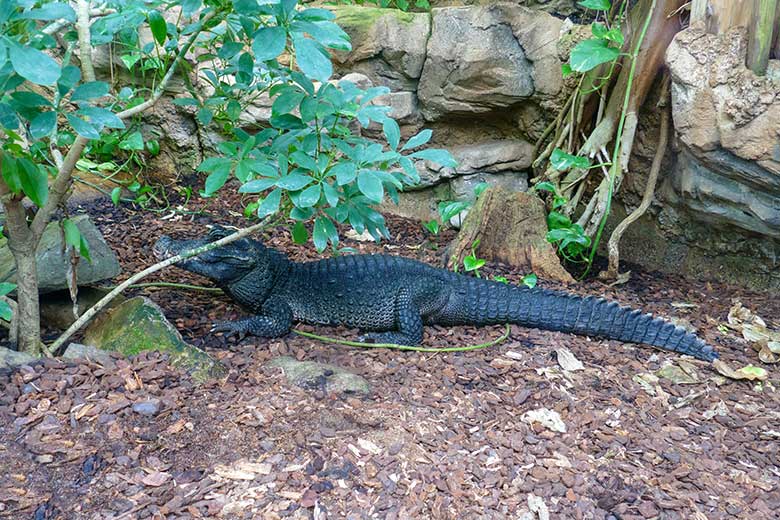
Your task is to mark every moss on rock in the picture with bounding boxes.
[83,296,226,382]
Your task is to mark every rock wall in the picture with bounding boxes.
[137,4,779,289]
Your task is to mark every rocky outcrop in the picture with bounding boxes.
[665,27,780,240]
[0,215,120,294]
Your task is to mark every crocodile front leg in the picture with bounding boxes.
[360,287,424,345]
[212,296,292,338]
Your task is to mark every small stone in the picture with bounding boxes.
[132,399,161,416]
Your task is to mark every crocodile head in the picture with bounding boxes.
[154,225,265,285]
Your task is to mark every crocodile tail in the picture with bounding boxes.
[497,286,718,361]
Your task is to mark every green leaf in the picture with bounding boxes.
[296,183,321,207]
[312,216,338,252]
[357,170,383,203]
[521,273,538,289]
[534,181,557,193]
[253,26,287,62]
[257,188,282,218]
[547,211,572,230]
[0,103,19,130]
[293,36,332,82]
[0,300,12,322]
[463,255,485,272]
[409,149,457,168]
[148,10,167,46]
[0,282,16,297]
[401,129,432,151]
[0,155,21,193]
[383,118,400,150]
[424,220,440,235]
[204,165,231,196]
[111,186,122,205]
[474,182,489,198]
[79,236,92,263]
[79,106,125,129]
[71,81,110,102]
[330,162,356,185]
[57,65,81,95]
[17,158,48,207]
[63,218,81,249]
[9,44,61,85]
[239,177,278,193]
[172,97,200,106]
[578,0,610,9]
[438,200,470,222]
[119,131,144,150]
[323,182,339,207]
[16,2,76,21]
[561,63,573,77]
[272,90,305,115]
[277,173,314,190]
[569,39,620,73]
[30,111,57,139]
[591,22,608,39]
[66,114,100,139]
[292,221,308,244]
[11,91,52,107]
[493,275,508,284]
[197,107,213,125]
[605,27,624,46]
[550,149,591,171]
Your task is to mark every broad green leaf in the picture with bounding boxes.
[291,20,351,51]
[292,221,308,244]
[357,170,383,203]
[561,63,573,77]
[409,148,457,168]
[57,65,81,95]
[0,300,12,322]
[605,27,624,46]
[197,107,213,125]
[313,216,338,252]
[17,158,48,207]
[239,178,278,193]
[10,91,52,107]
[272,90,305,115]
[323,181,339,207]
[474,182,489,198]
[182,0,202,16]
[253,26,287,61]
[383,118,400,150]
[550,149,591,171]
[16,2,76,21]
[0,155,22,193]
[172,97,200,106]
[277,173,314,190]
[71,81,110,102]
[204,166,231,196]
[79,106,125,129]
[119,131,144,150]
[331,162,356,185]
[0,282,16,296]
[569,39,620,73]
[401,129,432,151]
[148,10,167,46]
[297,183,321,208]
[257,188,282,218]
[9,44,61,85]
[591,22,608,39]
[67,114,100,139]
[293,36,332,82]
[30,111,57,139]
[438,200,470,222]
[111,186,122,205]
[79,236,92,263]
[578,0,610,9]
[424,220,440,235]
[0,103,19,130]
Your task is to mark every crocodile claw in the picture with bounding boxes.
[211,321,246,341]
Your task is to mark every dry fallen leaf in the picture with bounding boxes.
[522,408,566,433]
[555,347,584,372]
[713,360,768,381]
[656,363,699,384]
[141,470,171,487]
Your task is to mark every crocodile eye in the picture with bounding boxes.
[207,225,236,241]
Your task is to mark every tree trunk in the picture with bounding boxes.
[0,197,42,355]
[746,0,779,74]
[691,0,755,34]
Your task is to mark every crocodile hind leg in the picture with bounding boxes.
[212,296,293,338]
[359,287,424,346]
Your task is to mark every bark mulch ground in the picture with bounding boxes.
[1,196,779,519]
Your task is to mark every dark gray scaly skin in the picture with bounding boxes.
[154,226,719,362]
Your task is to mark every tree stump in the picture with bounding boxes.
[447,188,574,284]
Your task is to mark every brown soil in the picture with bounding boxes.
[1,194,778,519]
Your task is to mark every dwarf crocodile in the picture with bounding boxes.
[154,226,718,361]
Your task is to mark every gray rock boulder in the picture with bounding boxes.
[332,6,430,91]
[62,343,115,366]
[418,6,533,119]
[83,296,226,383]
[0,346,36,370]
[267,356,370,395]
[0,215,120,294]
